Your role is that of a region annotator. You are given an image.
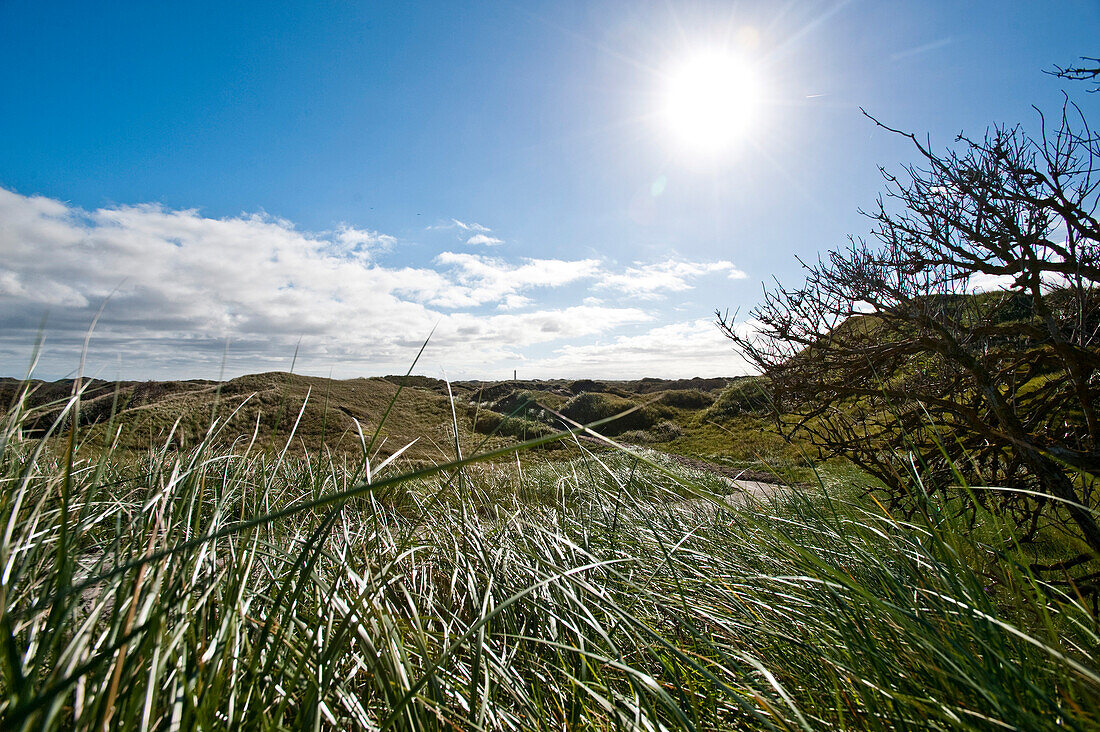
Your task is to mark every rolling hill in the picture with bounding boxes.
[1,372,798,472]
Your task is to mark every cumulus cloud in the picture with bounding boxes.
[466,233,504,246]
[333,224,394,259]
[426,252,600,309]
[0,188,663,378]
[524,319,755,379]
[963,262,1072,294]
[499,294,533,310]
[0,188,754,379]
[596,258,747,299]
[963,272,1017,293]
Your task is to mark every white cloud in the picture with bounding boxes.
[466,233,504,246]
[963,259,1073,294]
[0,188,751,380]
[428,219,507,247]
[596,258,747,299]
[333,224,394,259]
[427,252,600,308]
[524,319,754,379]
[498,294,532,310]
[428,218,491,232]
[0,188,645,378]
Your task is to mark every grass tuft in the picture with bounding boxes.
[0,385,1097,730]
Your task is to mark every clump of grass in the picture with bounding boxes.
[617,420,686,446]
[1,381,1098,730]
[559,392,673,435]
[472,410,556,442]
[656,389,714,410]
[704,377,772,421]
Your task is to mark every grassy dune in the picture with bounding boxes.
[1,380,1098,730]
[0,373,498,462]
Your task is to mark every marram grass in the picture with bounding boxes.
[1,386,1098,730]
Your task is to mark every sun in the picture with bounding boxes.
[661,50,761,155]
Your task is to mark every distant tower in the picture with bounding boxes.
[513,369,517,381]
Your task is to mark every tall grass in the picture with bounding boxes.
[1,384,1098,730]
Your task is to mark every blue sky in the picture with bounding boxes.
[1,1,1097,380]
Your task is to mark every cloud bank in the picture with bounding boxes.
[0,187,752,379]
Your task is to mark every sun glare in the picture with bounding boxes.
[661,50,761,156]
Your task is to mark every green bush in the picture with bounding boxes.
[657,389,714,410]
[473,409,554,439]
[648,419,683,441]
[568,378,607,394]
[620,420,684,444]
[705,377,772,420]
[560,392,667,435]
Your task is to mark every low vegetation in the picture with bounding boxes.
[1,378,1098,730]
